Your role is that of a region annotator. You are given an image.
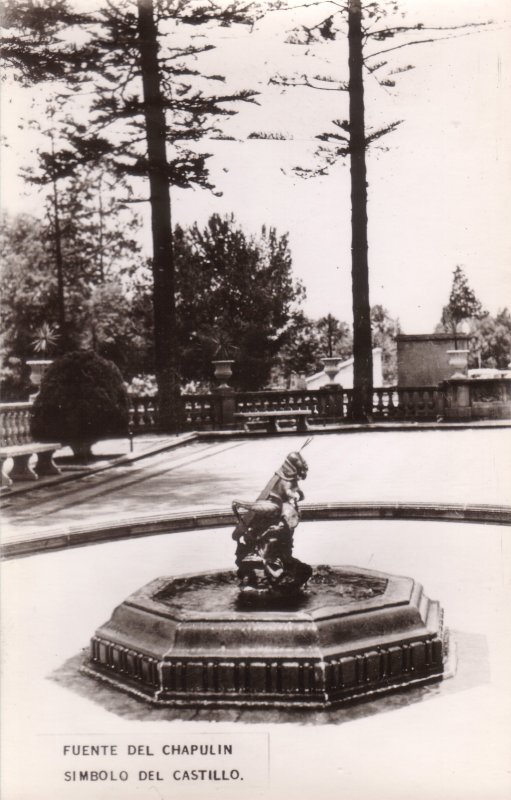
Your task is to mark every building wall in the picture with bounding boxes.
[396,334,470,387]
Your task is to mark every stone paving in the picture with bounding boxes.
[1,427,510,542]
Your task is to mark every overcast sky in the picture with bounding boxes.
[1,0,510,333]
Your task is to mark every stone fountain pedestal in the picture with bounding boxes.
[84,565,449,709]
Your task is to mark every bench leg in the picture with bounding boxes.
[1,458,13,488]
[268,417,279,434]
[296,416,309,433]
[9,453,38,482]
[35,450,61,477]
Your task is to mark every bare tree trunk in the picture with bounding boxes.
[98,172,105,283]
[348,0,373,421]
[51,162,67,352]
[137,0,179,431]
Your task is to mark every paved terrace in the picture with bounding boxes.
[1,425,510,550]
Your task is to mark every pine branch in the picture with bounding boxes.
[367,21,493,41]
[269,73,348,91]
[365,120,402,145]
[367,25,494,61]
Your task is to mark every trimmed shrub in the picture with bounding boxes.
[31,350,129,455]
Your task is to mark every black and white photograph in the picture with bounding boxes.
[1,0,510,798]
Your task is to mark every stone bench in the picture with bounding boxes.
[234,409,311,434]
[0,443,62,488]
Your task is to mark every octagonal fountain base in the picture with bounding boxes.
[83,566,450,709]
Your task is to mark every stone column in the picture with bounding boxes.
[442,378,472,421]
[318,384,344,423]
[212,360,236,429]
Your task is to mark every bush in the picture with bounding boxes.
[0,355,31,401]
[31,350,129,456]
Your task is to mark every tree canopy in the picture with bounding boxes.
[469,309,511,370]
[0,206,150,388]
[174,213,304,390]
[440,265,485,337]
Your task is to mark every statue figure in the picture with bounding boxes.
[232,446,312,595]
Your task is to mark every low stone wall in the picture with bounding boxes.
[442,378,511,421]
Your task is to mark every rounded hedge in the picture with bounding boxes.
[31,350,129,448]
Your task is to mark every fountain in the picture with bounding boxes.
[84,448,450,708]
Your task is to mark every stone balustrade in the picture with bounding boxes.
[126,384,453,432]
[369,387,443,421]
[0,402,61,487]
[0,403,33,447]
[128,396,158,433]
[182,394,218,429]
[4,378,508,454]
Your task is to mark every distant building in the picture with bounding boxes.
[306,348,383,389]
[396,333,470,387]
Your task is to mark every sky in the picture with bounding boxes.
[1,0,510,333]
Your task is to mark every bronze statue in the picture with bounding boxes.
[232,445,312,595]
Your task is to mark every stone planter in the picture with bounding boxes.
[446,349,469,379]
[26,359,53,401]
[212,359,234,389]
[26,359,53,390]
[321,356,342,383]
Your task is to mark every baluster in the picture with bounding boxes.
[387,389,394,418]
[11,411,20,446]
[14,410,21,444]
[2,410,10,446]
[9,410,15,445]
[21,409,29,443]
[12,409,21,445]
[428,389,436,416]
[381,389,388,419]
[141,399,148,427]
[23,409,31,443]
[147,399,154,429]
[145,400,152,429]
[397,389,406,419]
[393,389,399,417]
[408,390,414,418]
[128,404,135,434]
[137,400,145,430]
[376,389,384,418]
[7,411,15,446]
[345,389,353,420]
[423,389,431,416]
[414,390,422,417]
[130,400,138,430]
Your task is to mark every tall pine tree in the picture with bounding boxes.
[3,0,258,429]
[270,0,489,419]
